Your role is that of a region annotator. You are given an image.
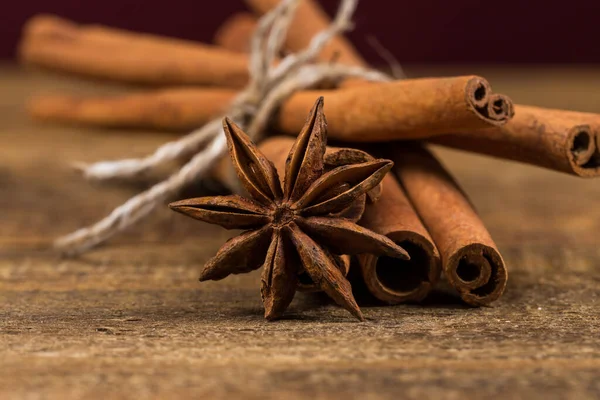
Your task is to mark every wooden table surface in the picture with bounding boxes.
[1,65,599,399]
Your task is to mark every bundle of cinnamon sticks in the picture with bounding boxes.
[20,0,600,308]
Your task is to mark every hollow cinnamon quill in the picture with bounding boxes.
[388,144,507,306]
[357,174,441,304]
[432,105,600,177]
[279,76,513,140]
[19,14,251,88]
[29,76,514,138]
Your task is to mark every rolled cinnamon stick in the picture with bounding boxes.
[29,76,514,138]
[357,174,441,304]
[278,76,514,140]
[432,105,600,177]
[28,88,237,130]
[388,144,507,306]
[213,13,257,53]
[246,0,367,68]
[19,15,251,88]
[23,14,213,51]
[246,0,506,304]
[245,0,515,137]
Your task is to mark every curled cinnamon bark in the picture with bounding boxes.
[19,15,251,88]
[433,105,600,177]
[388,144,507,306]
[279,76,514,140]
[213,13,257,53]
[29,76,514,138]
[357,174,441,304]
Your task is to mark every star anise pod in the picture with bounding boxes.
[169,97,409,321]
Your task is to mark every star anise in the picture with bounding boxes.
[169,97,409,321]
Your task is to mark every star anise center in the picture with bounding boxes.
[271,203,296,227]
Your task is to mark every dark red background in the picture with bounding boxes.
[2,0,599,63]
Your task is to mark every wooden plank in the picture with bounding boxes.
[1,65,599,399]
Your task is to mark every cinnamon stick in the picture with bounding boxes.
[28,88,237,130]
[246,0,367,68]
[432,105,600,177]
[243,2,509,304]
[388,144,507,306]
[19,15,251,88]
[29,76,514,138]
[357,174,441,304]
[23,14,214,51]
[279,76,514,140]
[213,13,257,53]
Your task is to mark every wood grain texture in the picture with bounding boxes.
[1,65,599,399]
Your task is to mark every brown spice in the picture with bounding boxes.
[357,174,441,304]
[23,14,215,52]
[388,143,507,306]
[29,77,514,139]
[257,136,383,292]
[278,76,514,140]
[19,14,251,88]
[241,0,508,305]
[170,98,409,320]
[433,105,600,177]
[213,12,258,53]
[28,88,236,130]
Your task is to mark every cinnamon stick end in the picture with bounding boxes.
[567,125,600,177]
[465,77,514,126]
[358,232,441,304]
[446,244,507,306]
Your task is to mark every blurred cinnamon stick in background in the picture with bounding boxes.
[28,88,237,131]
[24,15,220,52]
[29,76,514,138]
[213,13,257,53]
[19,15,251,88]
[246,0,366,68]
[433,105,600,177]
[388,144,507,306]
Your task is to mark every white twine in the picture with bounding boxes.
[55,0,393,256]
